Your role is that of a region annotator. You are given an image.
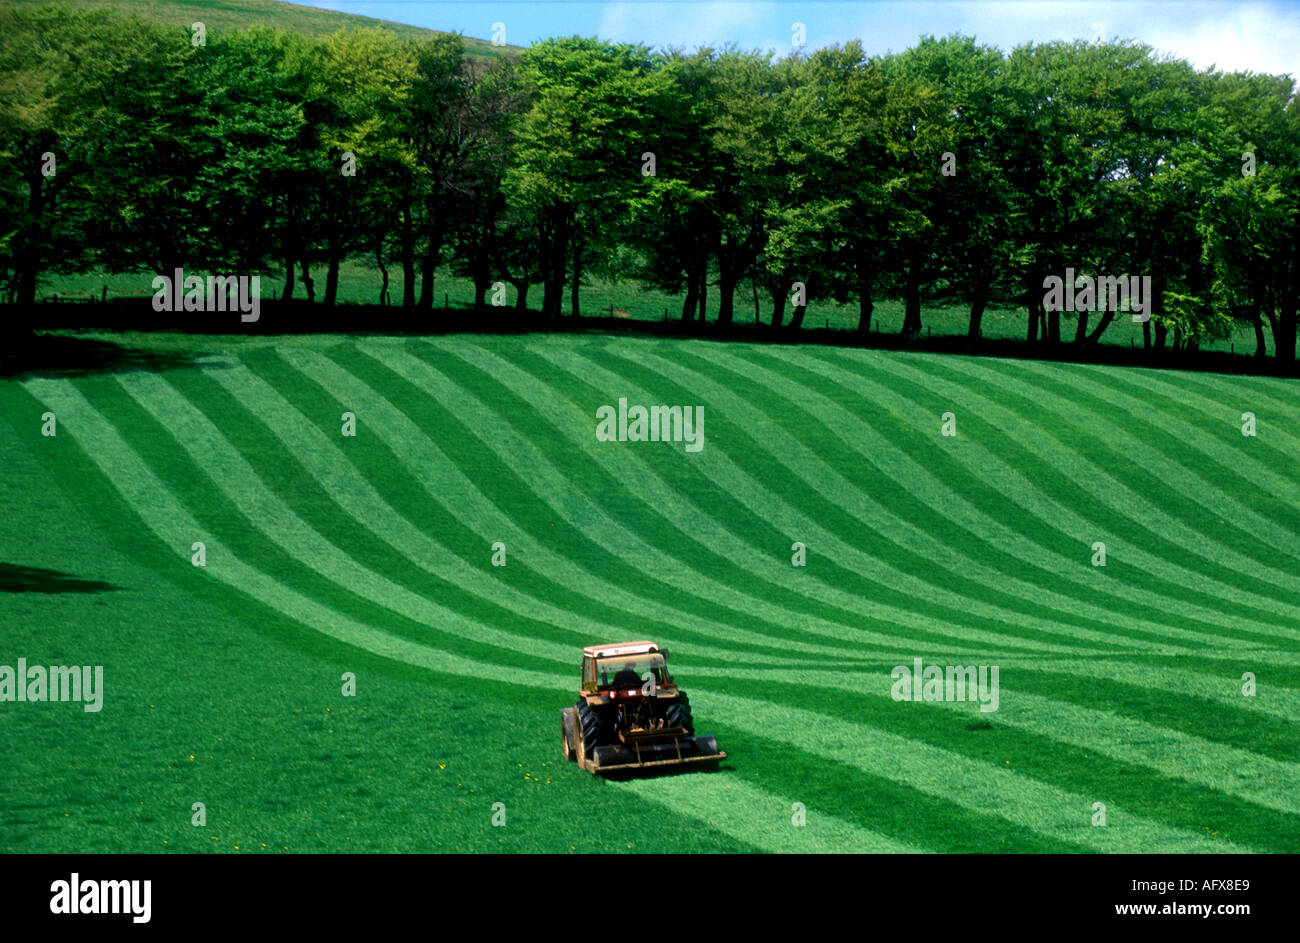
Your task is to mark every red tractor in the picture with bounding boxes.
[561,641,725,775]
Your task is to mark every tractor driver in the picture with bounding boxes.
[612,660,641,688]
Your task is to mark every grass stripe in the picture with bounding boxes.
[1013,359,1300,564]
[272,344,877,665]
[382,341,1025,656]
[849,350,1300,634]
[697,689,1251,853]
[614,774,929,853]
[934,355,1300,578]
[644,341,1265,650]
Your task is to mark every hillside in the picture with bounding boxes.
[0,0,516,59]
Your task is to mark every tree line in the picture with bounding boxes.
[2,4,1297,361]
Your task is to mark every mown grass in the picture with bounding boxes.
[2,330,1296,852]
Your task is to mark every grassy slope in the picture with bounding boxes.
[0,0,514,60]
[2,331,1298,852]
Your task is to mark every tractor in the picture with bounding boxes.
[561,641,725,775]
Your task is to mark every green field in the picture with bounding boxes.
[2,331,1299,852]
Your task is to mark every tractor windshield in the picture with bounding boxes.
[595,654,667,689]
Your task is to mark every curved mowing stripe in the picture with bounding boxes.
[18,377,942,850]
[221,349,869,669]
[1081,361,1300,478]
[1012,359,1300,567]
[439,340,1142,655]
[432,341,1079,657]
[320,345,929,665]
[930,356,1300,583]
[368,341,1046,657]
[1180,371,1300,435]
[697,690,1249,853]
[753,345,1300,634]
[18,377,565,691]
[613,773,928,853]
[612,342,1259,651]
[693,665,1300,817]
[20,374,1252,854]
[844,351,1300,633]
[265,345,893,665]
[111,369,579,669]
[525,341,1212,654]
[987,656,1300,723]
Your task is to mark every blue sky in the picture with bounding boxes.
[295,1,1299,78]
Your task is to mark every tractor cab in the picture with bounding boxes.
[581,641,672,694]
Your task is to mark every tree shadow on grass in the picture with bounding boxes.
[0,332,207,380]
[0,563,122,594]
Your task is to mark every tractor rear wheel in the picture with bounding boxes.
[666,695,694,734]
[577,700,609,753]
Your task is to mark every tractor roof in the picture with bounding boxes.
[584,641,659,659]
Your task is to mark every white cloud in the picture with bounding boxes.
[849,2,1299,78]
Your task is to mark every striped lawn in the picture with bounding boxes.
[3,332,1297,853]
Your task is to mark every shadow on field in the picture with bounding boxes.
[596,760,729,782]
[0,563,121,594]
[0,332,204,380]
[7,297,1297,379]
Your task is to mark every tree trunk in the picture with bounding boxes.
[417,254,436,311]
[14,170,41,306]
[717,269,737,325]
[697,268,708,322]
[15,262,37,308]
[770,284,787,329]
[1084,309,1114,346]
[968,289,987,340]
[510,278,529,313]
[283,256,296,302]
[856,269,874,334]
[541,211,569,321]
[1277,304,1297,364]
[681,273,698,321]
[1047,308,1061,344]
[400,208,416,309]
[788,302,807,330]
[900,262,921,340]
[323,252,340,307]
[300,259,315,303]
[570,235,583,319]
[1072,310,1088,344]
[1153,322,1168,351]
[1252,311,1267,358]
